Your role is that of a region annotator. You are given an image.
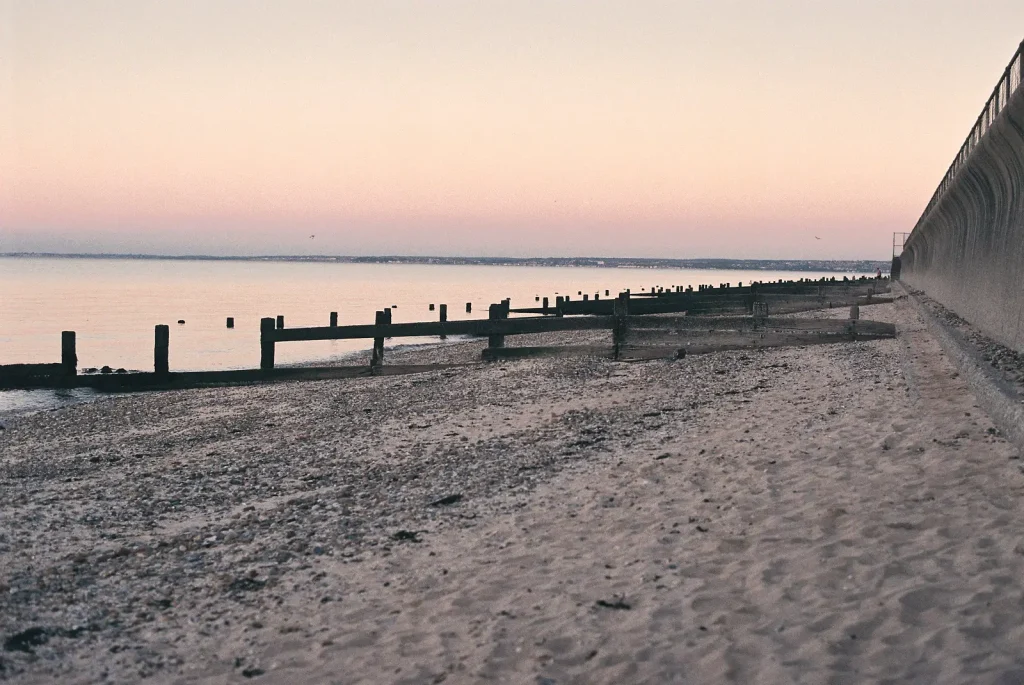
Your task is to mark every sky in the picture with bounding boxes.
[1,1,1022,260]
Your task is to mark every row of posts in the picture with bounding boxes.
[58,326,171,377]
[55,289,631,376]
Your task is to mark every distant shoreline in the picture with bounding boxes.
[0,252,887,273]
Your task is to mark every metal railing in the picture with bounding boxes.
[910,39,1024,238]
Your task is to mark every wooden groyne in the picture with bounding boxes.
[0,277,892,392]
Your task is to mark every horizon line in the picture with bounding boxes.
[0,251,889,266]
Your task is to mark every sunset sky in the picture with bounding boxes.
[1,1,1022,259]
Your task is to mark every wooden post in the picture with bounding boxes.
[542,297,549,314]
[612,293,629,360]
[226,317,234,328]
[330,312,338,327]
[439,303,447,340]
[488,304,505,349]
[429,304,435,311]
[154,324,169,375]
[850,304,860,320]
[605,289,610,296]
[276,315,284,330]
[61,331,77,377]
[466,302,472,313]
[372,310,386,366]
[260,318,275,371]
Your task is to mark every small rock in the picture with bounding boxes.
[428,494,463,507]
[4,627,50,653]
[594,596,631,610]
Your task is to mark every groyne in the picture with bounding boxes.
[900,39,1024,352]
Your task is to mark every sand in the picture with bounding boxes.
[1,298,1023,684]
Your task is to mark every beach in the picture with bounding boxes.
[2,297,1023,684]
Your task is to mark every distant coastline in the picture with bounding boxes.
[0,252,888,273]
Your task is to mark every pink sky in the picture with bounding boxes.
[1,1,1022,259]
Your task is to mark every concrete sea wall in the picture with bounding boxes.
[901,42,1024,353]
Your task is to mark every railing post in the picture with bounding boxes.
[488,304,505,349]
[439,303,447,340]
[61,331,77,377]
[154,324,169,375]
[260,317,276,371]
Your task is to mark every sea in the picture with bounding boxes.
[1,256,869,417]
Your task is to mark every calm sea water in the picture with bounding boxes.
[1,257,867,416]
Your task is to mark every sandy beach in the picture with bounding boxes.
[2,297,1023,684]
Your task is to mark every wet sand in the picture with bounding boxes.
[1,299,1023,684]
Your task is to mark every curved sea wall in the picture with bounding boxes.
[902,48,1024,353]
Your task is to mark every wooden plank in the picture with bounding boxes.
[0,363,67,388]
[270,315,616,342]
[626,315,895,335]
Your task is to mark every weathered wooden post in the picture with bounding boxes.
[555,296,564,317]
[226,317,234,328]
[260,318,276,371]
[330,312,338,327]
[439,303,447,340]
[488,304,506,349]
[154,324,169,375]
[605,289,610,296]
[61,331,77,377]
[429,303,435,311]
[850,304,860,320]
[276,315,284,330]
[612,293,630,360]
[372,310,386,367]
[542,296,549,314]
[466,302,472,313]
